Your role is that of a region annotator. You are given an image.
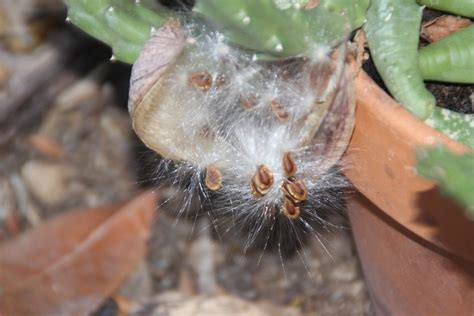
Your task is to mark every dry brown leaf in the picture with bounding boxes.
[0,190,157,316]
[27,134,65,160]
[421,15,472,43]
[0,63,10,89]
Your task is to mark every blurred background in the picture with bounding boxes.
[0,1,370,315]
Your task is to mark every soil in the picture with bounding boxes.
[0,2,471,316]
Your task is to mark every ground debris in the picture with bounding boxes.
[421,15,472,43]
[0,191,157,316]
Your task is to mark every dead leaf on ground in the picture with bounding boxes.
[421,15,472,43]
[0,190,157,316]
[27,134,65,160]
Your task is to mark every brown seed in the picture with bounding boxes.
[282,197,300,219]
[205,165,222,191]
[282,152,297,177]
[241,96,257,110]
[251,165,274,196]
[215,73,227,86]
[271,100,289,122]
[198,125,215,139]
[281,178,308,202]
[255,164,274,188]
[188,71,213,91]
[250,179,262,197]
[0,64,10,89]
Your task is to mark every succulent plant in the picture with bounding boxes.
[64,0,169,63]
[364,0,473,146]
[417,146,474,216]
[192,0,370,58]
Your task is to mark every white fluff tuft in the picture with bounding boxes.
[145,22,352,253]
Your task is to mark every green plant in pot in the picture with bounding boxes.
[64,0,474,314]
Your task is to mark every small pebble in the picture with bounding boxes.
[21,161,73,206]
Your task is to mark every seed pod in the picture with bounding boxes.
[128,21,355,177]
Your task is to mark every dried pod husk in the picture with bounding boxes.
[127,18,356,255]
[128,19,355,179]
[297,46,356,173]
[128,18,188,160]
[305,64,356,172]
[128,20,235,163]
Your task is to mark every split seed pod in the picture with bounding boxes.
[128,19,356,224]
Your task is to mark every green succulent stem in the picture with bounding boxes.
[416,0,474,18]
[426,108,474,149]
[364,0,436,120]
[193,0,370,58]
[64,0,170,63]
[416,146,474,216]
[419,25,474,84]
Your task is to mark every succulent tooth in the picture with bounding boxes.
[205,165,222,191]
[282,152,297,177]
[188,71,213,91]
[250,164,274,197]
[271,99,289,122]
[281,178,308,202]
[282,196,300,219]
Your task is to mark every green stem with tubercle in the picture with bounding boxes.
[418,25,474,84]
[416,146,474,216]
[193,0,370,58]
[426,108,474,148]
[416,0,474,18]
[364,0,436,120]
[64,0,169,63]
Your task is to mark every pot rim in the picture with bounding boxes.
[344,70,474,262]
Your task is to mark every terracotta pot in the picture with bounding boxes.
[344,71,474,315]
